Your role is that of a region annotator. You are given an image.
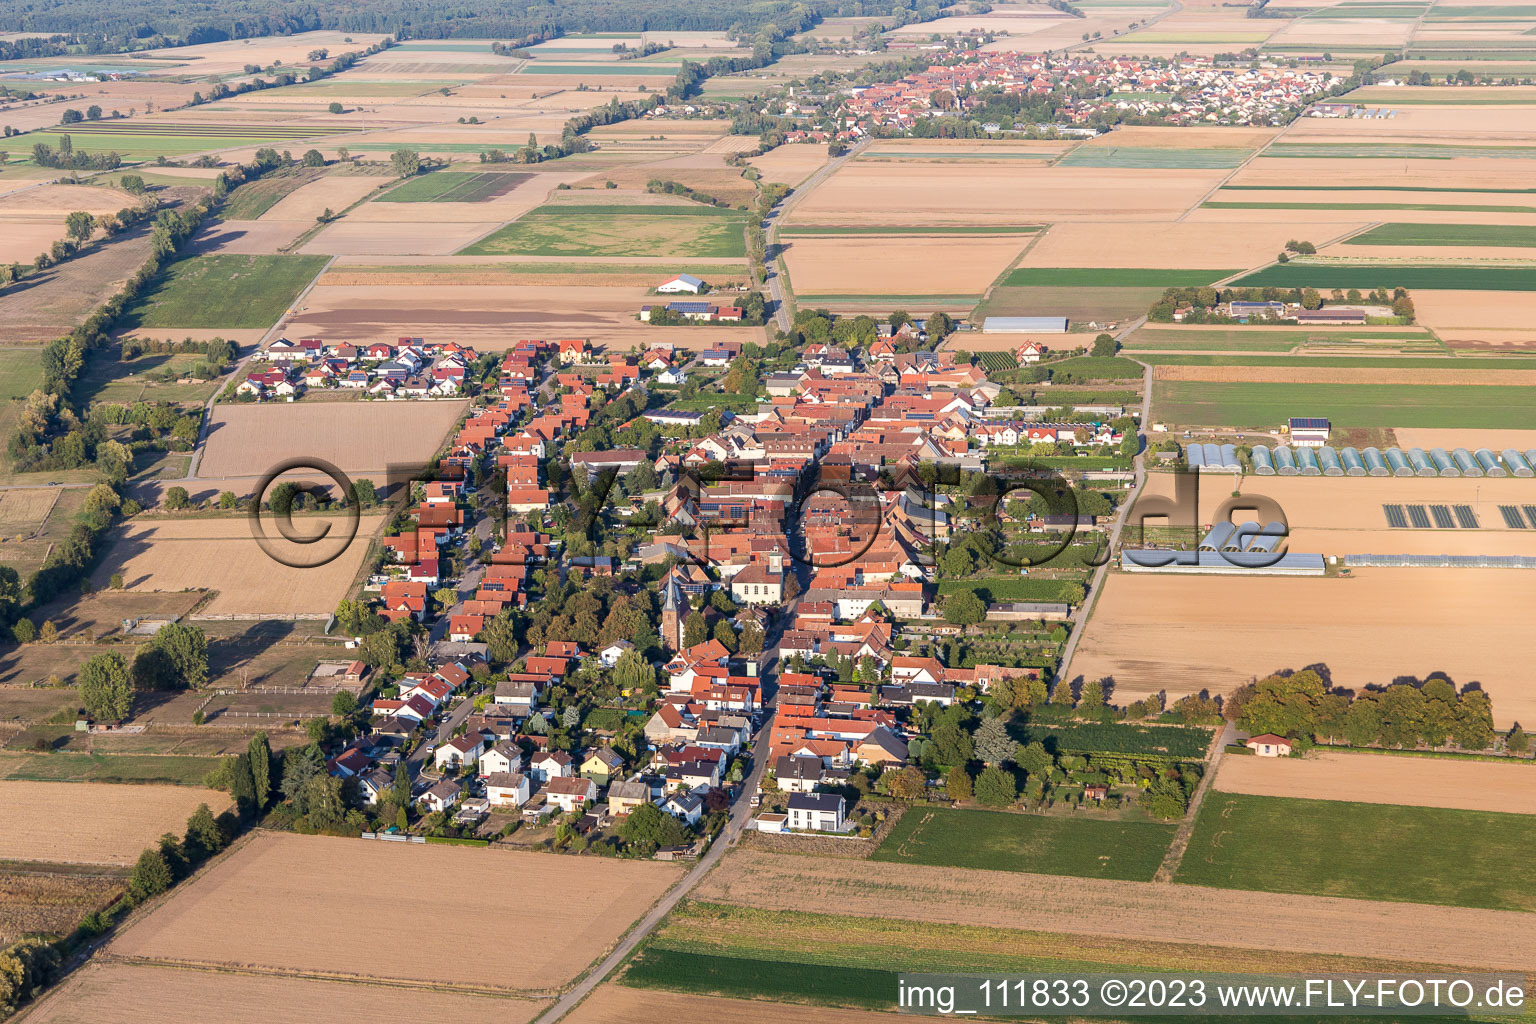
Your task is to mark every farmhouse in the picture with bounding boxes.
[1287,417,1331,447]
[1246,734,1293,757]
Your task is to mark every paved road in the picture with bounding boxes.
[182,255,338,482]
[530,620,784,1024]
[762,139,869,331]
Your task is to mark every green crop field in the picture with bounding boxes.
[218,167,325,220]
[463,204,748,258]
[1121,327,1435,352]
[1154,380,1536,428]
[122,254,329,330]
[1048,355,1145,379]
[862,150,1059,160]
[375,170,531,203]
[0,751,223,785]
[13,121,367,161]
[1345,223,1536,247]
[937,577,1087,603]
[1139,353,1536,369]
[1058,147,1250,168]
[1011,722,1212,758]
[1228,263,1536,290]
[1177,794,1536,911]
[872,807,1176,880]
[1219,184,1536,193]
[1001,268,1238,288]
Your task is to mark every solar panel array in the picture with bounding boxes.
[1383,503,1486,529]
[1430,505,1454,529]
[1407,505,1431,529]
[1499,505,1527,529]
[1526,504,1536,527]
[1383,504,1407,528]
[1454,505,1479,529]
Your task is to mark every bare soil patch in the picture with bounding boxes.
[784,234,1030,296]
[197,400,467,478]
[1215,751,1536,815]
[0,781,231,866]
[25,962,546,1024]
[92,516,384,617]
[1023,222,1349,270]
[695,849,1536,972]
[110,831,683,991]
[566,986,904,1024]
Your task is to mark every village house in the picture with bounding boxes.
[545,775,597,813]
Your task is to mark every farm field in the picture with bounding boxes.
[1019,222,1320,269]
[1153,380,1536,428]
[376,170,532,203]
[1177,793,1536,911]
[694,849,1536,970]
[462,203,749,259]
[1343,222,1536,247]
[999,268,1238,287]
[110,831,683,991]
[784,233,1029,299]
[196,400,468,478]
[1214,750,1536,815]
[218,167,327,221]
[0,871,123,947]
[0,781,230,866]
[1123,325,1440,352]
[122,254,330,330]
[0,752,224,786]
[976,285,1167,323]
[871,807,1175,880]
[1227,263,1536,291]
[0,183,138,264]
[1072,568,1536,728]
[91,515,385,617]
[9,121,368,162]
[24,962,545,1024]
[567,985,905,1024]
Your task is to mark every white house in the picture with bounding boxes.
[1245,733,1293,758]
[662,790,703,825]
[486,771,530,808]
[786,792,845,832]
[480,741,522,776]
[544,775,597,813]
[657,273,706,294]
[419,778,461,813]
[530,750,574,782]
[434,734,484,771]
[657,367,688,386]
[600,640,635,669]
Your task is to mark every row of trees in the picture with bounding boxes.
[1229,669,1500,752]
[74,622,210,721]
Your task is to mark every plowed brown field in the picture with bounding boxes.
[0,781,230,866]
[1214,750,1536,815]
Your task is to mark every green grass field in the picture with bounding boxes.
[1154,380,1536,428]
[1139,353,1536,369]
[1048,355,1145,379]
[1177,794,1536,911]
[1344,223,1536,247]
[872,807,1175,880]
[13,122,367,161]
[1227,263,1536,290]
[1219,184,1536,194]
[375,170,531,202]
[463,204,748,258]
[1121,327,1436,352]
[1001,268,1238,288]
[1058,147,1250,168]
[122,254,329,330]
[1264,142,1536,159]
[0,751,223,785]
[862,150,1058,160]
[218,167,325,220]
[937,577,1087,603]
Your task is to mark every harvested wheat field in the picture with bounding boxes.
[1072,569,1536,727]
[1394,427,1536,451]
[0,781,231,866]
[301,220,497,255]
[566,985,904,1024]
[94,515,383,616]
[784,234,1030,296]
[698,850,1536,972]
[749,145,832,186]
[1411,290,1536,344]
[1215,750,1536,815]
[197,400,467,478]
[1229,156,1536,192]
[258,173,388,222]
[1021,222,1344,270]
[24,963,545,1024]
[111,832,682,991]
[789,164,1227,225]
[132,32,389,76]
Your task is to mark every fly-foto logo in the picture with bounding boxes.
[1124,468,1290,568]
